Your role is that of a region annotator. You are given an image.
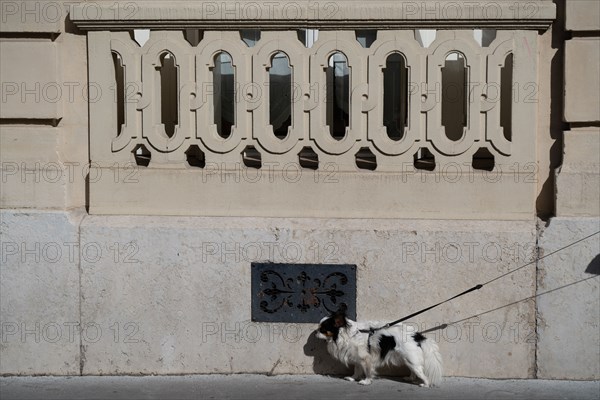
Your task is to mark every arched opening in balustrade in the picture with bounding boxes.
[157,51,178,138]
[474,29,497,47]
[355,147,377,171]
[442,51,468,142]
[184,29,203,46]
[132,144,151,167]
[472,147,495,171]
[414,148,436,171]
[383,53,409,141]
[185,145,205,168]
[415,29,436,48]
[501,53,514,142]
[242,146,262,169]
[133,29,150,47]
[111,51,125,138]
[269,52,292,140]
[298,147,319,170]
[326,52,349,141]
[356,30,377,48]
[297,29,319,48]
[213,51,235,139]
[240,29,261,47]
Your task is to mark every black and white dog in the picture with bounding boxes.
[316,310,443,387]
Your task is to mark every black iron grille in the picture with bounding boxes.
[251,263,357,323]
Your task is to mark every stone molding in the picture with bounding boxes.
[71,1,556,30]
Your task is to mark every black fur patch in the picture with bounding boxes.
[378,335,396,360]
[318,317,340,341]
[318,312,346,341]
[413,332,426,347]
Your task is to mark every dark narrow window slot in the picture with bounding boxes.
[158,52,178,138]
[213,52,235,139]
[326,52,349,140]
[383,53,408,141]
[500,53,513,142]
[112,52,126,137]
[442,52,467,141]
[269,52,292,140]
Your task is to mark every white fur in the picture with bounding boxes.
[317,317,443,387]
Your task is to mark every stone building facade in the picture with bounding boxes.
[1,1,598,379]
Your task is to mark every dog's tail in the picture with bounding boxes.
[421,337,443,386]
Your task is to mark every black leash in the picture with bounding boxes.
[359,231,599,342]
[420,274,599,335]
[360,284,483,351]
[360,284,483,335]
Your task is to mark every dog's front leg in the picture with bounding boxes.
[357,360,374,386]
[344,364,363,382]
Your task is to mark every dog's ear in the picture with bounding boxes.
[333,314,346,328]
[333,310,347,328]
[336,304,348,315]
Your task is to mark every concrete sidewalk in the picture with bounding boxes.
[1,375,598,400]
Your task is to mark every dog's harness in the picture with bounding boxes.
[360,327,377,352]
[358,284,482,351]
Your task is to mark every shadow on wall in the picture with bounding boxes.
[585,254,600,275]
[536,0,566,219]
[303,330,351,375]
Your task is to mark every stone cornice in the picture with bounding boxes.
[71,1,556,31]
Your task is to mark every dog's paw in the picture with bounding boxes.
[344,376,356,382]
[419,383,429,388]
[358,379,372,386]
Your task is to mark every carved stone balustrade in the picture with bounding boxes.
[73,1,554,219]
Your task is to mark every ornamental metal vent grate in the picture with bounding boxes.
[251,263,357,323]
